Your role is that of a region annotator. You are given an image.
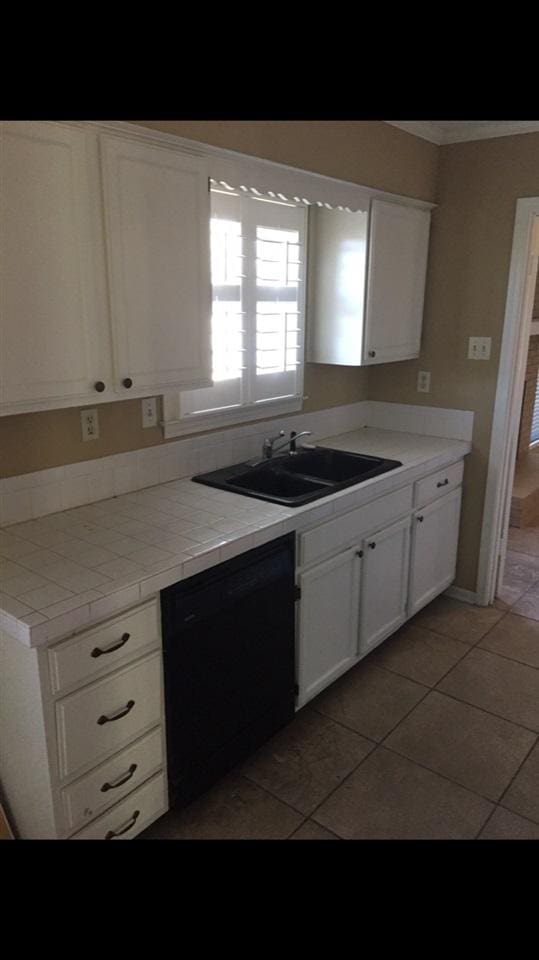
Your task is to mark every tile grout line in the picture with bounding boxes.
[288,599,539,837]
[307,636,535,836]
[494,735,539,825]
[304,675,437,833]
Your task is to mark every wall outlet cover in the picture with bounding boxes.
[142,396,158,429]
[81,408,99,441]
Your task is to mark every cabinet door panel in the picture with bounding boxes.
[100,135,212,393]
[297,548,360,707]
[364,200,430,364]
[408,488,462,617]
[0,121,110,410]
[359,516,410,656]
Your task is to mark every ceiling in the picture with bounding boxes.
[386,120,539,144]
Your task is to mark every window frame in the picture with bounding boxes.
[164,187,307,438]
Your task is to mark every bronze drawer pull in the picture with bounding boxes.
[97,700,135,725]
[436,478,449,488]
[105,809,140,839]
[91,632,130,658]
[101,763,138,793]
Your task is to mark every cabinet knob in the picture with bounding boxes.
[368,350,376,358]
[417,515,424,522]
[356,550,364,558]
[94,381,106,393]
[368,541,376,549]
[122,377,133,389]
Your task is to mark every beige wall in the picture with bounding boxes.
[134,120,439,202]
[369,132,539,591]
[0,121,437,478]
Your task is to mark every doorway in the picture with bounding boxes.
[477,198,539,607]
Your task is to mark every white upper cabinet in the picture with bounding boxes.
[363,200,431,365]
[307,206,368,365]
[0,122,112,412]
[307,198,431,367]
[100,135,212,395]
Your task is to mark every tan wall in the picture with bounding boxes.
[369,132,539,591]
[0,121,437,478]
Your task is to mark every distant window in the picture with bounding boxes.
[531,371,539,445]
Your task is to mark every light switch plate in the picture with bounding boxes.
[468,337,492,360]
[417,371,431,393]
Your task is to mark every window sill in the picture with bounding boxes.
[161,396,304,439]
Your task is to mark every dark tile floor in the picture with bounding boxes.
[140,531,539,840]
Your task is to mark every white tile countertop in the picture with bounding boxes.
[0,428,471,647]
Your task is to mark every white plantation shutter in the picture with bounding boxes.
[180,185,306,421]
[531,372,539,445]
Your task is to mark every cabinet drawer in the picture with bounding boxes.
[299,484,413,567]
[49,600,160,695]
[71,771,167,840]
[61,726,164,834]
[414,460,464,508]
[56,652,163,779]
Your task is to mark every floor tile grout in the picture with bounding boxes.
[476,641,539,672]
[429,684,539,737]
[495,735,539,818]
[305,634,539,837]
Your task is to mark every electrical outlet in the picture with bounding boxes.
[468,337,492,360]
[142,396,158,428]
[417,371,431,393]
[81,408,99,441]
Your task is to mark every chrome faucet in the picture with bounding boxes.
[262,429,312,460]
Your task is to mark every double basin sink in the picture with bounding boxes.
[192,446,403,507]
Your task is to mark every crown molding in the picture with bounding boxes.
[386,120,539,145]
[386,121,444,144]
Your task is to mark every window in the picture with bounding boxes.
[179,185,307,427]
[531,371,539,446]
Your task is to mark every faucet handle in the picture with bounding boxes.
[262,430,285,459]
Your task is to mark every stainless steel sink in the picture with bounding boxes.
[192,446,403,507]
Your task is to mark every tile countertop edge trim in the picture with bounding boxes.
[0,437,472,649]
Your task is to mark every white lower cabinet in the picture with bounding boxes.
[0,598,167,840]
[71,771,167,840]
[61,727,164,833]
[296,470,465,707]
[408,487,462,617]
[358,516,410,657]
[297,548,361,708]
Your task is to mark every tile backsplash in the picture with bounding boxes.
[0,401,474,526]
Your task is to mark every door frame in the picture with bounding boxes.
[476,197,539,605]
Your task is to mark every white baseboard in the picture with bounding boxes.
[444,585,478,605]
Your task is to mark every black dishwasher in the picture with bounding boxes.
[161,533,296,809]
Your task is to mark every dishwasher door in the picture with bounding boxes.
[161,533,296,808]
